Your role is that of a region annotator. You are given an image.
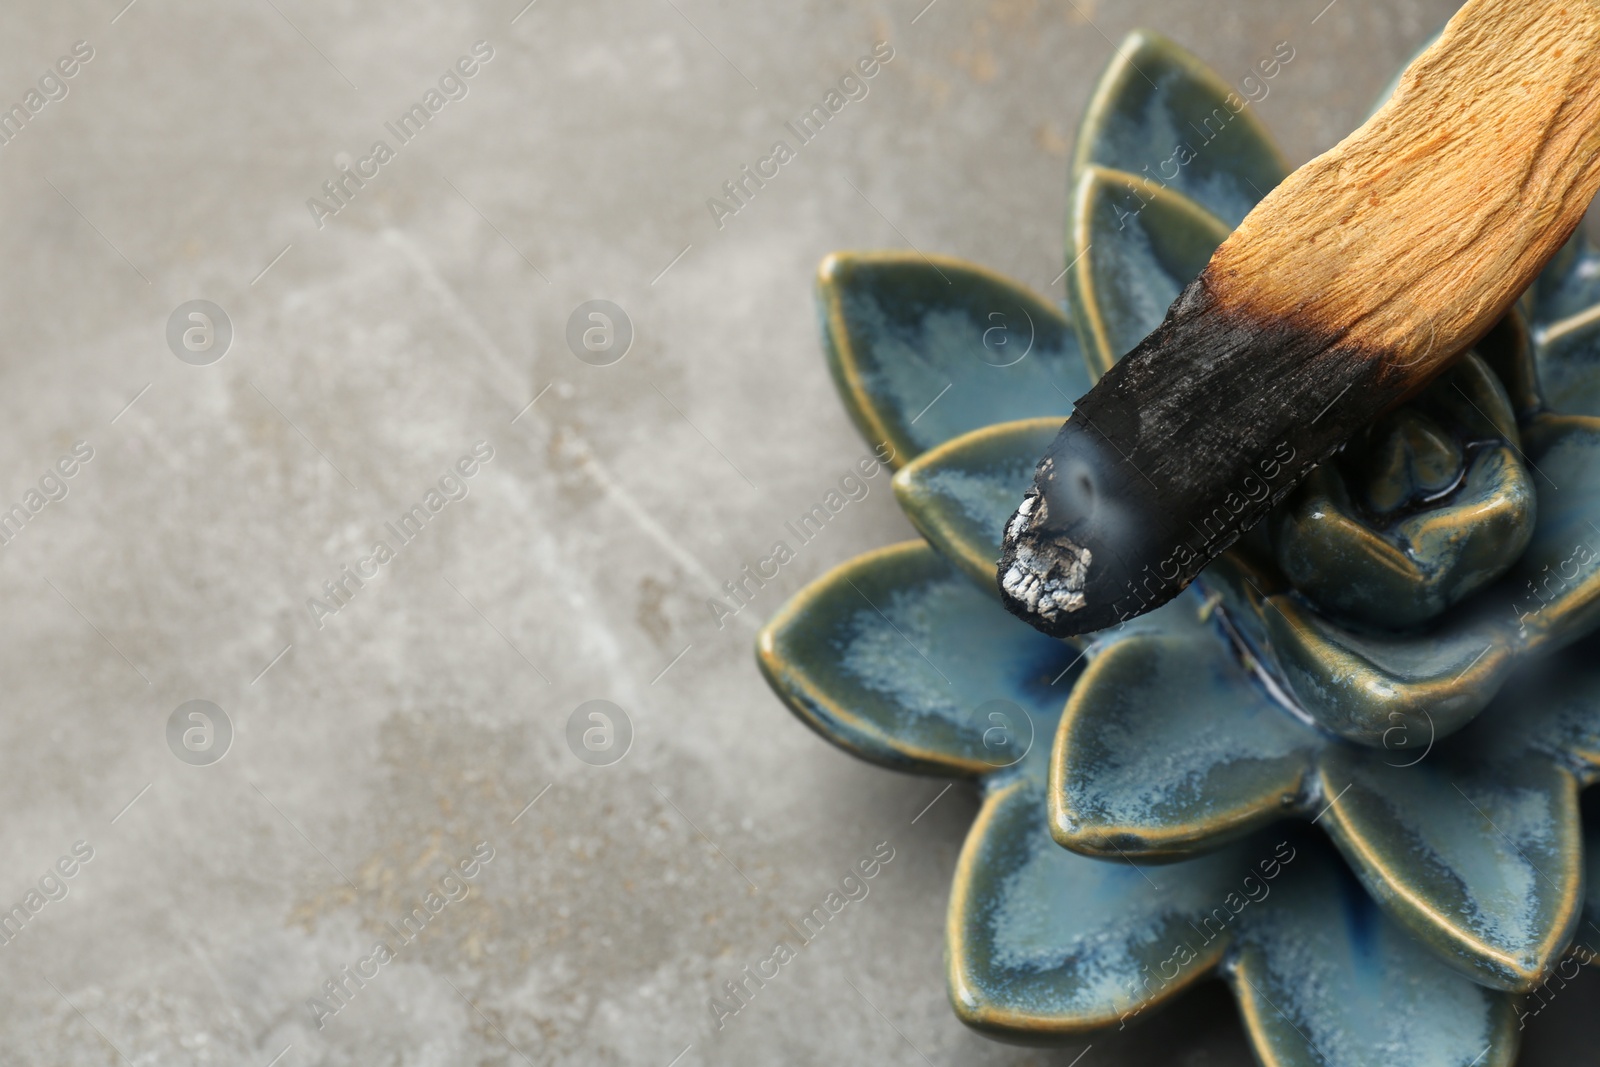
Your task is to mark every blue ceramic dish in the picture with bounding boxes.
[759,29,1600,1066]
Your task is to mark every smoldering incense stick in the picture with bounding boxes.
[998,0,1600,638]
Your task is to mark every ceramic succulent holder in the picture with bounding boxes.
[759,29,1600,1067]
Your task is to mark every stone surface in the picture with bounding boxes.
[0,1,1589,1064]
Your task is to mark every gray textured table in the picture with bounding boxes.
[1,1,1593,1063]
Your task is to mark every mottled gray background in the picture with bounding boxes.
[0,1,1594,1064]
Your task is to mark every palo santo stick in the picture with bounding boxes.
[998,0,1600,638]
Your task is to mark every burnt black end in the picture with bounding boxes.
[996,272,1398,638]
[996,414,1178,637]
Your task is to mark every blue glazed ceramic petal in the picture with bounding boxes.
[1210,564,1519,748]
[948,776,1246,1039]
[893,417,1062,595]
[1531,303,1600,420]
[816,252,1090,467]
[756,541,1081,778]
[1313,747,1582,992]
[1495,414,1600,650]
[1461,630,1600,776]
[1050,595,1318,859]
[1428,638,1600,1016]
[1526,231,1600,325]
[1072,31,1289,229]
[1219,412,1600,749]
[1230,832,1517,1067]
[1068,166,1233,379]
[1272,446,1535,627]
[1527,233,1600,417]
[1271,355,1536,630]
[1477,309,1543,420]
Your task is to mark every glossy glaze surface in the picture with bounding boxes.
[759,27,1600,1064]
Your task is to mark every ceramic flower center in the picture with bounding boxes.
[1270,352,1536,630]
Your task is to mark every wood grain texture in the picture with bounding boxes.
[1218,0,1600,382]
